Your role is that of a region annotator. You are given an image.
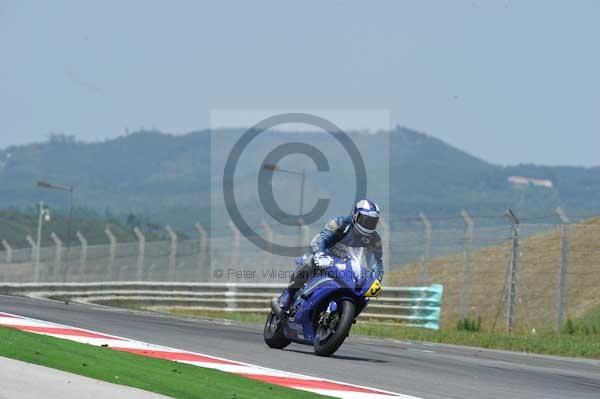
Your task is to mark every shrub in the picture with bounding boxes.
[457,316,481,332]
[563,319,576,335]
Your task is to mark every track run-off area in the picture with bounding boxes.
[1,295,599,399]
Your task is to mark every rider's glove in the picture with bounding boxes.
[314,252,334,269]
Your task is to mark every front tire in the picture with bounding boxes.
[314,300,355,357]
[264,312,291,349]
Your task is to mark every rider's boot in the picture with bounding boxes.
[271,288,297,318]
[272,258,310,317]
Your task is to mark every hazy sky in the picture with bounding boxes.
[1,1,598,166]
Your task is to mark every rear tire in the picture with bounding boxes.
[314,300,355,357]
[264,312,291,349]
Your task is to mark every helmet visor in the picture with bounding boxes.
[356,213,379,231]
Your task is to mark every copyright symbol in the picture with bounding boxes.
[223,112,367,257]
[213,269,224,279]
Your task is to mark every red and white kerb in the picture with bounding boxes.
[0,312,418,399]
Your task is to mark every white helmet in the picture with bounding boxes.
[352,199,380,235]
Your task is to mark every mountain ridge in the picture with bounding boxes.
[1,127,598,229]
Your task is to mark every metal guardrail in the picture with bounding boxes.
[0,282,444,330]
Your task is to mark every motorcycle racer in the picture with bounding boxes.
[272,199,383,317]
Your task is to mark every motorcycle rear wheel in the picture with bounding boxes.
[263,312,291,349]
[314,300,355,357]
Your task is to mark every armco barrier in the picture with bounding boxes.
[0,282,444,330]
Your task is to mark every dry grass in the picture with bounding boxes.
[388,217,600,331]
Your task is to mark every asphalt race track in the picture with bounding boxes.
[1,295,599,399]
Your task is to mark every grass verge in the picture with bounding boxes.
[0,326,330,399]
[353,323,600,359]
[145,307,600,359]
[572,305,600,333]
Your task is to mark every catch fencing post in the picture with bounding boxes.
[228,222,240,271]
[26,236,37,279]
[505,209,520,333]
[261,221,273,276]
[51,232,63,282]
[134,227,146,281]
[300,219,311,253]
[166,226,178,281]
[379,218,391,277]
[1,240,12,282]
[555,207,570,333]
[419,212,431,284]
[105,227,117,280]
[195,223,208,282]
[459,210,474,321]
[26,235,36,256]
[2,240,12,264]
[76,232,88,281]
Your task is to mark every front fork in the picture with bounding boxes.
[325,300,338,315]
[319,300,339,330]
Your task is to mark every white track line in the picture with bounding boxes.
[0,312,420,399]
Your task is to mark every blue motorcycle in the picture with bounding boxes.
[264,247,383,357]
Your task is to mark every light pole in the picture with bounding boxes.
[262,163,306,230]
[37,181,74,280]
[35,201,51,280]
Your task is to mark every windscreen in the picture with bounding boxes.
[345,246,377,284]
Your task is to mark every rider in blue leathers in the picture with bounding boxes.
[272,199,383,317]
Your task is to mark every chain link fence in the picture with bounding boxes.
[389,211,600,332]
[1,209,599,332]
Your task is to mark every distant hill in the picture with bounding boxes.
[0,127,599,231]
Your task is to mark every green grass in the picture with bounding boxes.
[0,326,330,399]
[156,308,265,323]
[352,323,600,359]
[142,307,600,359]
[580,305,600,330]
[563,305,600,335]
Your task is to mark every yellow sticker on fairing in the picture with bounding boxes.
[365,279,383,297]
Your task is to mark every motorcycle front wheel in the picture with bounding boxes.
[314,300,356,357]
[263,312,291,349]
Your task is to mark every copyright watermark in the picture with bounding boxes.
[211,110,390,262]
[212,267,371,282]
[213,267,294,280]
